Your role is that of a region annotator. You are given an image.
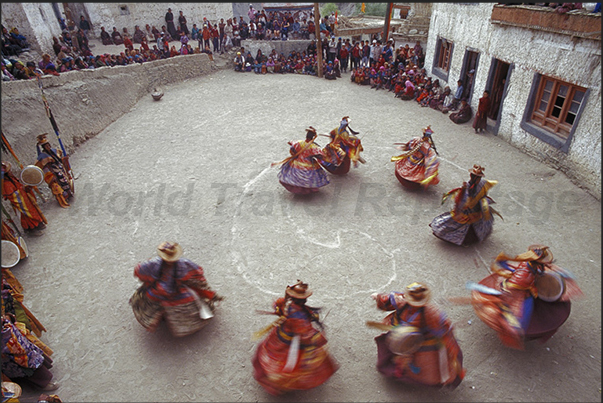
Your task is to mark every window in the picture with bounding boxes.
[436,38,452,71]
[530,77,586,138]
[431,37,453,82]
[119,5,130,15]
[521,73,590,152]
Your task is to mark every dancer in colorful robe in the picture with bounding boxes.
[129,242,222,337]
[391,126,440,189]
[252,280,339,395]
[274,127,330,194]
[323,116,365,173]
[370,282,465,388]
[470,244,583,350]
[1,162,47,233]
[430,164,499,246]
[35,134,73,208]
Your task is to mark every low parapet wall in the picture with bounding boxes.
[1,53,214,163]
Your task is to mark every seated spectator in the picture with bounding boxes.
[38,53,59,76]
[400,79,415,100]
[12,60,35,79]
[2,26,22,56]
[60,31,73,47]
[449,99,473,124]
[58,57,74,72]
[8,27,29,49]
[111,27,124,45]
[201,45,213,60]
[430,85,451,111]
[97,26,111,45]
[1,61,15,80]
[234,51,244,71]
[52,37,62,56]
[132,25,146,43]
[151,25,161,40]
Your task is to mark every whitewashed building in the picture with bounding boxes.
[424,3,601,197]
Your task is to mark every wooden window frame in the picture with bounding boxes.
[431,37,453,82]
[521,73,590,153]
[530,77,586,138]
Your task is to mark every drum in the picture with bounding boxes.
[386,325,424,356]
[535,271,566,302]
[1,240,21,268]
[324,155,351,175]
[19,165,44,186]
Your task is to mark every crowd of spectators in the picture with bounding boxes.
[347,38,474,125]
[1,8,235,82]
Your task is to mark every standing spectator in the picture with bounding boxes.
[473,90,491,133]
[123,33,134,52]
[218,18,225,51]
[165,8,177,40]
[201,24,211,51]
[248,4,257,22]
[190,23,199,41]
[79,15,91,37]
[362,40,370,67]
[327,35,337,62]
[351,41,360,70]
[210,24,220,53]
[178,11,189,35]
[451,79,464,110]
[339,39,349,73]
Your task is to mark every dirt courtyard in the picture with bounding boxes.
[6,51,601,402]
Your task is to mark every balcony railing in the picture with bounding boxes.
[491,4,601,41]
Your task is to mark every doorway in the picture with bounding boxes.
[487,59,511,120]
[460,49,479,103]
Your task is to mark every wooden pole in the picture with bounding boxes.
[314,3,323,78]
[383,2,393,43]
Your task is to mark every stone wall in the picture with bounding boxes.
[82,3,234,39]
[425,3,601,198]
[1,54,214,165]
[1,3,235,58]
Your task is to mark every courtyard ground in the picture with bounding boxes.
[5,39,601,403]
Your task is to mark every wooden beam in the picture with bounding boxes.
[383,2,393,43]
[314,3,323,78]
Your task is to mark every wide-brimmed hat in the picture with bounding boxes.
[37,133,50,145]
[306,126,317,135]
[422,126,433,137]
[1,161,11,172]
[157,241,183,262]
[495,244,554,266]
[527,244,554,264]
[286,280,313,299]
[469,164,485,177]
[405,282,431,307]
